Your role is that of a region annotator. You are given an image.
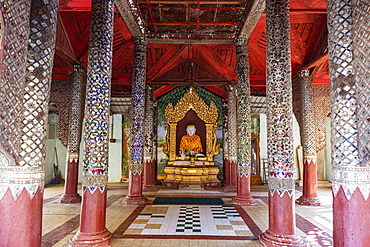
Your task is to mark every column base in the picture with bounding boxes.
[224,185,237,192]
[296,196,321,206]
[69,228,113,247]
[143,185,158,192]
[232,196,257,206]
[259,230,306,247]
[122,195,147,205]
[60,193,82,204]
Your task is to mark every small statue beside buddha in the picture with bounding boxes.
[179,122,203,160]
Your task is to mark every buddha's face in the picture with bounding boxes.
[186,126,196,136]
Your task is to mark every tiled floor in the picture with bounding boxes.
[42,182,334,247]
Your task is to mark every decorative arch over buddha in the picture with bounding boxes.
[163,87,220,165]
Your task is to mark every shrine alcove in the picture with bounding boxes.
[176,109,206,155]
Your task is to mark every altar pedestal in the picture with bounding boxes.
[163,161,221,189]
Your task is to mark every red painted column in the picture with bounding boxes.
[0,188,43,246]
[0,0,58,245]
[123,172,146,204]
[232,39,256,206]
[223,158,230,186]
[225,160,237,192]
[60,159,81,203]
[222,101,229,187]
[70,0,115,245]
[296,159,320,206]
[60,65,85,204]
[260,0,304,245]
[327,1,370,245]
[295,70,320,206]
[224,86,237,193]
[122,36,147,205]
[143,160,158,192]
[70,189,113,246]
[333,187,370,246]
[260,193,304,246]
[232,174,256,205]
[142,85,158,192]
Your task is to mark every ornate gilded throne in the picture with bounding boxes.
[162,87,221,188]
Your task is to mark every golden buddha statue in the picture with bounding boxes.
[179,122,203,154]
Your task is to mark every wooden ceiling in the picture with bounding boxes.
[55,0,329,99]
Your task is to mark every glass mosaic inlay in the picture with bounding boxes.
[266,0,295,197]
[236,39,252,177]
[82,0,114,193]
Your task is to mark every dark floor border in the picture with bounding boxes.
[234,205,263,237]
[114,234,259,240]
[112,204,146,235]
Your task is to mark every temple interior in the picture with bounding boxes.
[1,0,369,246]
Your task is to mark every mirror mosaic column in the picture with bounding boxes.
[0,0,58,245]
[222,101,229,186]
[69,0,114,245]
[224,85,238,192]
[327,0,370,245]
[232,39,256,205]
[295,69,321,206]
[259,0,305,245]
[143,85,158,192]
[60,64,85,203]
[122,36,148,205]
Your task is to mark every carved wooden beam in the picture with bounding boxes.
[148,37,234,44]
[236,0,265,39]
[148,80,229,86]
[203,86,228,98]
[138,0,243,4]
[153,86,178,98]
[114,0,145,37]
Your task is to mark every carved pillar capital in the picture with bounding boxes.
[298,69,310,78]
[234,38,248,55]
[72,64,85,73]
[133,36,147,53]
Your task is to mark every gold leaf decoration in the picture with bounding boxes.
[164,87,218,124]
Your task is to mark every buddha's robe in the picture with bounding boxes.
[179,134,203,153]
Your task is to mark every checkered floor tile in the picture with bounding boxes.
[176,206,201,232]
[124,205,252,236]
